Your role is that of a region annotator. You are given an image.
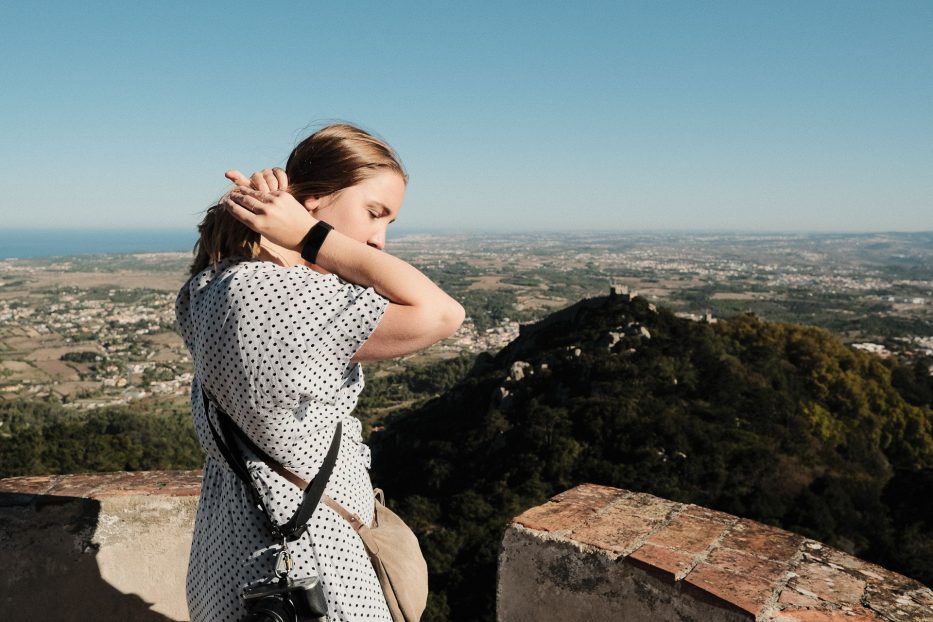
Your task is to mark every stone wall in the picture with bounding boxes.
[497,483,933,622]
[2,473,930,621]
[0,471,201,622]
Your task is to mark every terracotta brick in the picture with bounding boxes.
[569,492,678,556]
[684,561,775,618]
[646,512,730,554]
[863,579,933,621]
[770,607,884,621]
[719,518,803,563]
[681,504,738,525]
[792,558,867,606]
[705,546,789,584]
[550,482,627,504]
[808,545,899,586]
[815,545,874,573]
[0,474,56,495]
[627,542,696,583]
[513,483,626,532]
[509,483,933,622]
[90,470,203,498]
[85,471,158,498]
[788,543,932,620]
[0,471,204,500]
[46,472,124,497]
[778,586,823,608]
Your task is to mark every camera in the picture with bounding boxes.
[241,575,329,622]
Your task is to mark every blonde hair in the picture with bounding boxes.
[190,123,406,276]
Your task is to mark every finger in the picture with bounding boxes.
[225,170,250,186]
[233,186,266,198]
[228,192,268,214]
[273,167,288,189]
[261,169,278,191]
[250,171,270,193]
[223,198,258,230]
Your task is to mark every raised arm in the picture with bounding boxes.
[223,184,465,362]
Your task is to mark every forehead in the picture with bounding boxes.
[356,171,405,211]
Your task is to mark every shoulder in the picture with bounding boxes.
[211,261,383,319]
[180,259,384,318]
[179,259,327,294]
[223,261,349,301]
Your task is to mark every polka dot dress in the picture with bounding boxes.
[175,258,393,622]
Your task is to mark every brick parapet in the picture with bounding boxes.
[0,470,202,621]
[0,470,203,500]
[511,483,933,621]
[2,474,930,621]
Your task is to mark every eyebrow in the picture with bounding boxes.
[368,201,397,224]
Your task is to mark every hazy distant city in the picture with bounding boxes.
[1,232,930,410]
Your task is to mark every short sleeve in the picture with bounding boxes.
[304,272,390,390]
[230,264,389,410]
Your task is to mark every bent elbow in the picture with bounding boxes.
[411,299,463,347]
[440,301,465,337]
[431,300,464,342]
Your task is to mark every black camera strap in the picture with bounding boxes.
[201,385,341,542]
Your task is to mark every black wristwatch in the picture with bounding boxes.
[300,220,333,264]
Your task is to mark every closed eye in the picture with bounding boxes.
[366,201,396,223]
[366,201,395,225]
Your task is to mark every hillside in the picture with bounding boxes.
[369,289,933,622]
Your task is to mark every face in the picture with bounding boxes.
[303,171,405,251]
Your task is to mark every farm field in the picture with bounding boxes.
[1,231,931,412]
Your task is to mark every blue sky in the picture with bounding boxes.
[1,1,930,233]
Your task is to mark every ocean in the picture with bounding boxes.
[0,229,198,260]
[0,227,431,260]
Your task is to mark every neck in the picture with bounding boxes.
[258,237,330,274]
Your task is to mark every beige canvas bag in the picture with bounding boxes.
[323,490,429,622]
[264,456,429,622]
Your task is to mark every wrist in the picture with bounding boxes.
[300,220,333,264]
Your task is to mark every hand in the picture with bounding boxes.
[224,187,317,251]
[225,167,288,193]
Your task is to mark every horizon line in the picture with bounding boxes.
[3,226,931,236]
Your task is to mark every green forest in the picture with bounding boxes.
[0,398,202,477]
[1,292,931,622]
[367,294,933,620]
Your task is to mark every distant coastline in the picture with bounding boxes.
[0,227,427,260]
[0,229,197,260]
[2,228,930,261]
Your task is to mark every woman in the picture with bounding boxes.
[176,123,464,621]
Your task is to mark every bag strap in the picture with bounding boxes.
[201,388,271,516]
[249,440,371,533]
[322,496,367,531]
[207,394,370,534]
[201,385,341,541]
[225,418,370,533]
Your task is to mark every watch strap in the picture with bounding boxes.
[300,220,333,264]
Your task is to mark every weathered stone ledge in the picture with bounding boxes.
[0,469,203,500]
[3,474,930,621]
[498,483,932,622]
[1,470,202,622]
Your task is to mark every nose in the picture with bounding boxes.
[367,229,386,251]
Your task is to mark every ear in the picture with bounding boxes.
[302,196,322,213]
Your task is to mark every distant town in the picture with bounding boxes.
[1,232,930,410]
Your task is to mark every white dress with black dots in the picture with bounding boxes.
[175,258,393,622]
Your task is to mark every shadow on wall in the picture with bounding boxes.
[0,493,178,622]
